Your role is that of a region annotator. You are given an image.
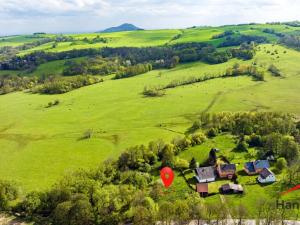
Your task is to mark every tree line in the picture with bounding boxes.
[218,35,267,48]
[143,63,266,97]
[63,57,122,76]
[31,75,103,94]
[280,34,300,50]
[0,74,103,95]
[0,41,257,72]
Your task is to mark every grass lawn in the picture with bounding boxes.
[1,43,300,194]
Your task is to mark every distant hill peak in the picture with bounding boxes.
[99,23,144,33]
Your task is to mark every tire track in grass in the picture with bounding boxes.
[219,194,233,221]
[201,91,224,113]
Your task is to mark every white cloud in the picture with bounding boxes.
[0,0,299,35]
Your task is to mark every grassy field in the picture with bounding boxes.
[1,43,300,193]
[1,23,297,55]
[0,34,54,47]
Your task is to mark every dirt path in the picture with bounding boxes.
[219,194,233,221]
[0,215,29,225]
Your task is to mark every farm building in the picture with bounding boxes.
[217,163,236,178]
[257,168,276,184]
[195,166,216,183]
[244,160,270,175]
[219,183,244,194]
[196,183,209,197]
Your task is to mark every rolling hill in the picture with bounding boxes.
[99,23,143,33]
[1,42,300,191]
[0,23,300,221]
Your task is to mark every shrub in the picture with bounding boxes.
[246,134,263,147]
[172,136,191,154]
[20,192,42,217]
[189,157,198,170]
[143,86,165,97]
[207,128,218,138]
[47,99,60,108]
[81,129,93,140]
[175,158,189,170]
[268,64,282,76]
[275,157,287,172]
[190,132,207,146]
[0,180,19,211]
[236,140,248,152]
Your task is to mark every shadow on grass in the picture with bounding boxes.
[237,170,252,176]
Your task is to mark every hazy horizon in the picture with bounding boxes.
[1,0,300,36]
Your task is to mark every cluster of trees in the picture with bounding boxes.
[63,57,122,76]
[280,34,300,50]
[204,51,233,64]
[118,133,206,171]
[225,63,265,81]
[0,74,103,95]
[204,43,256,64]
[230,43,256,60]
[81,36,108,44]
[114,63,152,79]
[218,35,267,48]
[0,74,39,94]
[283,21,300,27]
[212,30,235,39]
[262,29,284,38]
[31,75,103,94]
[0,46,19,61]
[191,112,300,163]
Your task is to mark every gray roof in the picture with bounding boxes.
[221,183,243,192]
[259,168,274,179]
[196,166,216,180]
[220,164,236,172]
[254,160,270,169]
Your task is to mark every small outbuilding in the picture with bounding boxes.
[219,183,244,194]
[195,166,216,183]
[257,168,276,184]
[217,164,236,179]
[196,183,209,197]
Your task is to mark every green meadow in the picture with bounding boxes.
[1,42,300,193]
[2,23,296,55]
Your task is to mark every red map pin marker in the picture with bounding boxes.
[160,167,174,188]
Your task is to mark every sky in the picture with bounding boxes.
[0,0,300,35]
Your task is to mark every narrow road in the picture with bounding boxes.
[219,194,233,221]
